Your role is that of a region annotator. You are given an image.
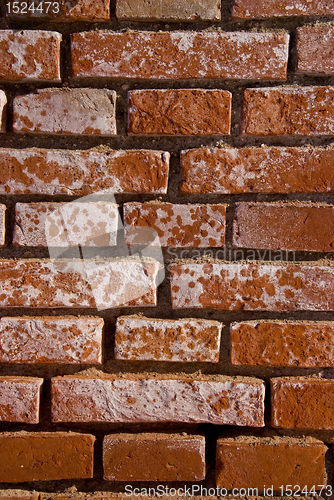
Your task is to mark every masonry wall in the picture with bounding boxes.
[0,0,334,498]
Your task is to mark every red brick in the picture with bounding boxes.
[6,0,110,20]
[71,31,289,80]
[0,316,103,364]
[297,25,334,76]
[0,204,5,246]
[103,433,205,481]
[124,202,226,247]
[51,374,265,426]
[13,88,116,136]
[170,262,334,311]
[233,0,334,18]
[128,90,231,136]
[216,436,326,490]
[0,493,38,500]
[0,91,6,133]
[116,0,221,20]
[233,202,334,252]
[0,377,42,423]
[180,147,334,194]
[115,315,222,362]
[0,148,169,195]
[13,202,119,247]
[242,86,334,136]
[231,321,334,367]
[0,30,61,82]
[0,259,158,308]
[0,432,94,482]
[271,378,334,430]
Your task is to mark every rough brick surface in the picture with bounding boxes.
[242,86,334,136]
[0,91,6,133]
[115,316,222,362]
[71,31,289,80]
[0,205,5,246]
[128,90,231,136]
[13,202,119,247]
[0,377,42,423]
[116,0,221,20]
[124,202,226,247]
[0,432,95,482]
[180,147,334,194]
[51,374,265,426]
[6,0,110,20]
[232,202,334,252]
[297,26,334,76]
[0,30,61,82]
[0,259,158,308]
[170,262,334,311]
[271,378,334,430]
[0,317,103,364]
[0,148,169,195]
[231,321,334,367]
[103,433,206,481]
[233,0,334,18]
[0,493,38,500]
[13,88,116,136]
[216,437,326,489]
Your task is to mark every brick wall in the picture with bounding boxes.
[0,0,334,497]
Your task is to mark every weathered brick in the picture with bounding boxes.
[13,202,118,247]
[51,374,265,426]
[0,148,169,195]
[0,493,39,500]
[71,31,289,80]
[242,86,334,136]
[128,90,231,136]
[233,0,334,18]
[231,321,334,367]
[233,202,334,252]
[297,25,334,76]
[124,202,226,247]
[0,204,5,246]
[0,432,95,482]
[216,436,326,490]
[0,91,7,133]
[115,316,222,362]
[170,262,334,311]
[0,316,103,364]
[0,30,61,82]
[13,88,116,136]
[0,377,42,423]
[116,0,221,20]
[271,378,334,429]
[103,433,206,481]
[6,0,110,20]
[0,259,158,308]
[180,147,334,194]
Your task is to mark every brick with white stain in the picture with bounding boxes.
[71,31,289,80]
[13,202,118,247]
[51,374,265,426]
[0,30,61,82]
[171,262,334,311]
[0,317,103,364]
[0,377,43,423]
[124,202,226,247]
[115,316,222,362]
[13,88,116,136]
[0,148,169,195]
[0,259,159,308]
